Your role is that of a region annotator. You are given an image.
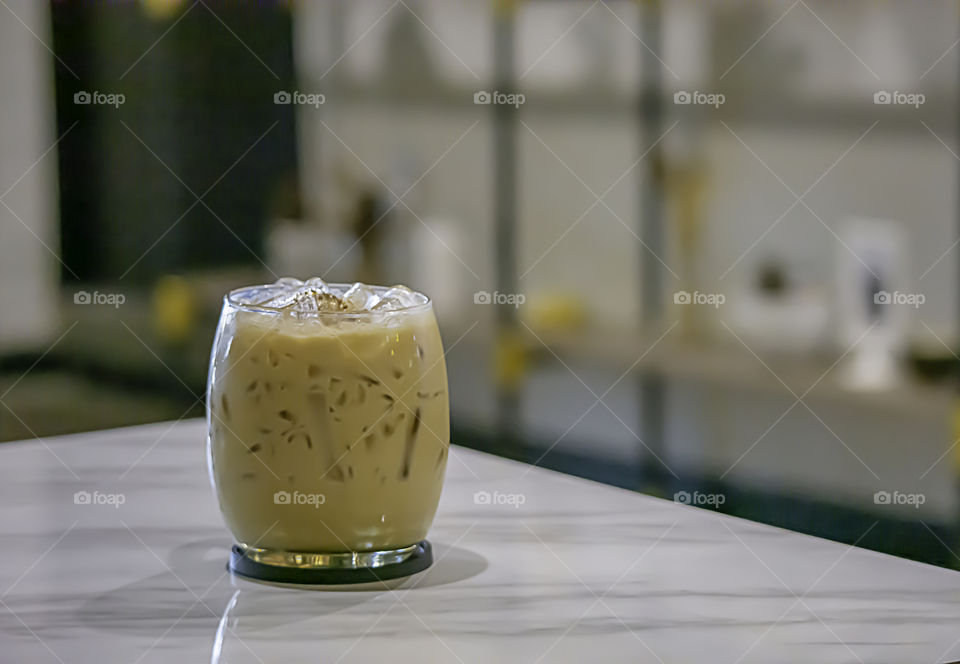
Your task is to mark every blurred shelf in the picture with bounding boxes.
[0,372,187,442]
[50,292,211,397]
[710,93,957,135]
[317,82,957,133]
[521,324,954,419]
[312,80,645,117]
[32,270,268,398]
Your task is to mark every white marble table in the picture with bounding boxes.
[2,419,960,663]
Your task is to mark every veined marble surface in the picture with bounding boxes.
[1,419,960,663]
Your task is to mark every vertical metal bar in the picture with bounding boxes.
[638,0,668,490]
[953,25,960,568]
[493,4,520,443]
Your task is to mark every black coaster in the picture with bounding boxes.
[228,541,433,586]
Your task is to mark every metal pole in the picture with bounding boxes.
[638,0,668,491]
[493,4,520,445]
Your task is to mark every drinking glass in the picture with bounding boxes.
[206,281,449,577]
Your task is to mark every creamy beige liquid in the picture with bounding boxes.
[208,305,449,553]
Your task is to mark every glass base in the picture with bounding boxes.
[228,540,433,585]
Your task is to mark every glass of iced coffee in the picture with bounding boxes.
[206,278,449,583]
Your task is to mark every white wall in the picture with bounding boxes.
[0,0,60,351]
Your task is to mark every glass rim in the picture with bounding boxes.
[225,282,433,317]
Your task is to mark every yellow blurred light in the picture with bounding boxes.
[140,0,187,20]
[494,328,529,389]
[152,275,196,344]
[525,293,587,331]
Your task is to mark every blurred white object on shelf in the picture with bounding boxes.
[266,221,361,284]
[836,217,909,390]
[727,259,830,356]
[729,289,830,357]
[410,217,466,323]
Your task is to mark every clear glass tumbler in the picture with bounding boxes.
[206,281,449,576]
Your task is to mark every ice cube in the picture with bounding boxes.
[258,277,345,312]
[292,286,344,312]
[372,285,420,311]
[259,291,299,309]
[303,277,328,290]
[341,282,381,312]
[255,277,304,308]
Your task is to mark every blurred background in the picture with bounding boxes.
[2,0,959,567]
